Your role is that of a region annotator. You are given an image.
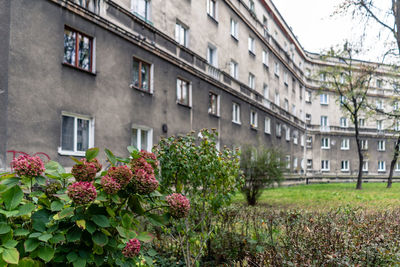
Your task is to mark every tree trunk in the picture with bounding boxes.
[354,118,363,190]
[388,135,400,188]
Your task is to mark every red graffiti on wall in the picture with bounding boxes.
[7,150,51,169]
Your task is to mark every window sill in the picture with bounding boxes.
[130,84,153,95]
[378,170,386,173]
[232,121,241,126]
[378,150,385,152]
[274,73,279,78]
[263,64,269,70]
[321,147,330,150]
[62,62,96,76]
[341,170,350,172]
[58,149,86,157]
[249,51,256,57]
[209,113,220,118]
[320,103,329,106]
[321,169,330,172]
[250,125,258,131]
[207,14,218,25]
[231,35,239,42]
[265,131,271,135]
[341,148,350,150]
[177,102,191,109]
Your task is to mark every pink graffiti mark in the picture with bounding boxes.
[7,150,51,169]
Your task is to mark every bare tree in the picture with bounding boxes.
[319,42,375,189]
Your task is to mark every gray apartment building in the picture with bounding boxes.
[1,0,399,181]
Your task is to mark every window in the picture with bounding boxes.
[293,158,298,170]
[274,61,280,76]
[131,126,153,152]
[63,27,94,72]
[285,126,291,141]
[249,0,255,12]
[340,117,348,128]
[286,155,291,169]
[340,73,345,84]
[232,102,241,124]
[307,136,312,147]
[377,120,383,130]
[361,139,368,150]
[248,73,255,89]
[341,160,349,171]
[321,160,330,171]
[307,159,313,170]
[207,45,217,67]
[339,95,347,106]
[305,91,312,103]
[250,110,258,128]
[248,37,255,54]
[208,92,219,116]
[321,116,328,127]
[283,72,288,85]
[376,79,382,88]
[320,93,329,105]
[376,99,384,110]
[292,104,296,115]
[207,0,217,19]
[284,99,289,111]
[263,84,269,102]
[230,60,238,79]
[262,50,269,66]
[131,0,151,22]
[394,101,399,111]
[301,134,305,146]
[378,161,386,172]
[175,22,188,47]
[321,137,330,149]
[394,83,400,93]
[362,161,368,172]
[378,140,385,151]
[305,113,311,124]
[59,113,94,156]
[396,161,400,171]
[132,57,152,92]
[293,131,298,144]
[274,92,280,106]
[341,138,350,150]
[230,18,238,39]
[264,117,271,134]
[176,78,191,106]
[320,73,326,81]
[359,118,365,127]
[74,0,101,13]
[276,123,281,137]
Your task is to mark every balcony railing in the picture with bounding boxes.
[207,64,221,81]
[70,0,101,14]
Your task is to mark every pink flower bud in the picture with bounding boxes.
[67,182,97,205]
[11,155,45,177]
[107,165,133,187]
[166,193,190,219]
[100,175,121,195]
[71,161,97,182]
[122,238,140,258]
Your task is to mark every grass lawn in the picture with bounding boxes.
[233,182,400,211]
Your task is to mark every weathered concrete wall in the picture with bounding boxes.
[0,0,10,170]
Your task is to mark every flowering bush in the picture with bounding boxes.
[107,165,133,187]
[71,160,97,182]
[67,181,97,205]
[100,175,121,194]
[11,155,45,177]
[133,168,159,194]
[122,238,141,258]
[166,193,190,219]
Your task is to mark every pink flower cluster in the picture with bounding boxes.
[85,158,102,172]
[107,166,133,187]
[71,161,97,182]
[131,156,159,194]
[122,238,141,258]
[67,182,97,205]
[11,155,45,177]
[166,193,190,219]
[100,175,121,195]
[139,150,158,167]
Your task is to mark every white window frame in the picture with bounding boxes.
[321,137,330,149]
[358,118,365,127]
[293,157,298,169]
[262,50,269,66]
[274,61,280,76]
[378,160,386,172]
[340,117,348,128]
[321,116,329,127]
[207,44,218,67]
[320,93,329,105]
[250,110,258,128]
[284,71,288,85]
[264,117,271,134]
[274,92,280,106]
[376,99,384,110]
[293,131,298,145]
[230,60,238,79]
[230,18,238,39]
[305,91,312,103]
[276,123,281,137]
[176,78,192,107]
[175,21,188,47]
[361,139,368,150]
[286,155,291,169]
[301,134,305,147]
[362,161,368,172]
[131,124,153,152]
[284,99,289,111]
[341,138,350,150]
[248,36,255,54]
[208,92,220,116]
[131,0,151,22]
[285,126,291,141]
[341,160,350,171]
[321,160,330,171]
[232,102,241,124]
[377,120,384,130]
[378,140,386,151]
[248,73,255,89]
[58,112,95,156]
[207,0,217,20]
[396,161,400,172]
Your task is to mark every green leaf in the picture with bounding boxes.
[122,213,133,229]
[147,213,168,227]
[66,227,82,242]
[29,233,41,238]
[32,209,51,224]
[0,209,19,218]
[129,196,145,215]
[3,239,18,248]
[0,222,11,234]
[49,233,65,244]
[34,176,46,185]
[116,157,130,164]
[67,252,78,263]
[2,185,23,210]
[85,148,99,162]
[50,201,64,212]
[76,219,86,230]
[116,226,127,238]
[38,233,53,242]
[58,207,74,219]
[92,231,108,246]
[127,146,137,154]
[14,229,29,236]
[18,257,37,267]
[137,232,153,242]
[70,156,83,165]
[37,246,54,262]
[0,178,20,189]
[104,149,116,167]
[86,221,96,234]
[91,215,110,227]
[2,247,19,264]
[73,258,86,267]
[24,239,39,252]
[18,203,35,216]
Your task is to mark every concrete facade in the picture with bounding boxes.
[1,0,399,181]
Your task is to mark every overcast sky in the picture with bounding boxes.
[272,0,395,63]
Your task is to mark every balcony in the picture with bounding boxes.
[69,0,101,14]
[207,64,221,81]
